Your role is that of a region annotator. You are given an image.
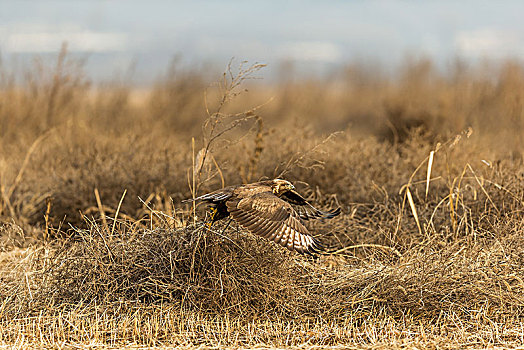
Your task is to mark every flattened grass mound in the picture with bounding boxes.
[27,223,297,316]
[16,211,524,321]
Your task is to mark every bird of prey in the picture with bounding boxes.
[184,179,340,255]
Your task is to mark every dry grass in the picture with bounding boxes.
[1,53,524,348]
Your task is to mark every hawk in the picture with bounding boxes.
[184,179,340,255]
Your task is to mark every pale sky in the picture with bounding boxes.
[1,1,523,83]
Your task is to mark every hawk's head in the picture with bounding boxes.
[271,179,295,195]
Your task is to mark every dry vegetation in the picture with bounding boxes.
[1,52,524,349]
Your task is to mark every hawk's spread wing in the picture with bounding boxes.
[226,192,323,254]
[279,190,341,221]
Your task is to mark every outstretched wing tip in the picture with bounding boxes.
[283,193,342,221]
[308,237,326,254]
[324,206,341,218]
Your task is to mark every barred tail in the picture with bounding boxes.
[181,190,232,203]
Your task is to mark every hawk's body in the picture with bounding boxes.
[185,179,340,255]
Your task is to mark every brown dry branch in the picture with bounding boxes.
[195,61,268,190]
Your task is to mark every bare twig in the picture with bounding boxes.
[94,188,109,232]
[111,189,127,236]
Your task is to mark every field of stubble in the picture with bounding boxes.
[1,54,524,349]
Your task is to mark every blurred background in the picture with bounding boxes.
[2,1,524,84]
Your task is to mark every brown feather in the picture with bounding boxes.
[226,191,322,254]
[190,179,334,255]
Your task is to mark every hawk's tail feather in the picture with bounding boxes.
[182,191,231,203]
